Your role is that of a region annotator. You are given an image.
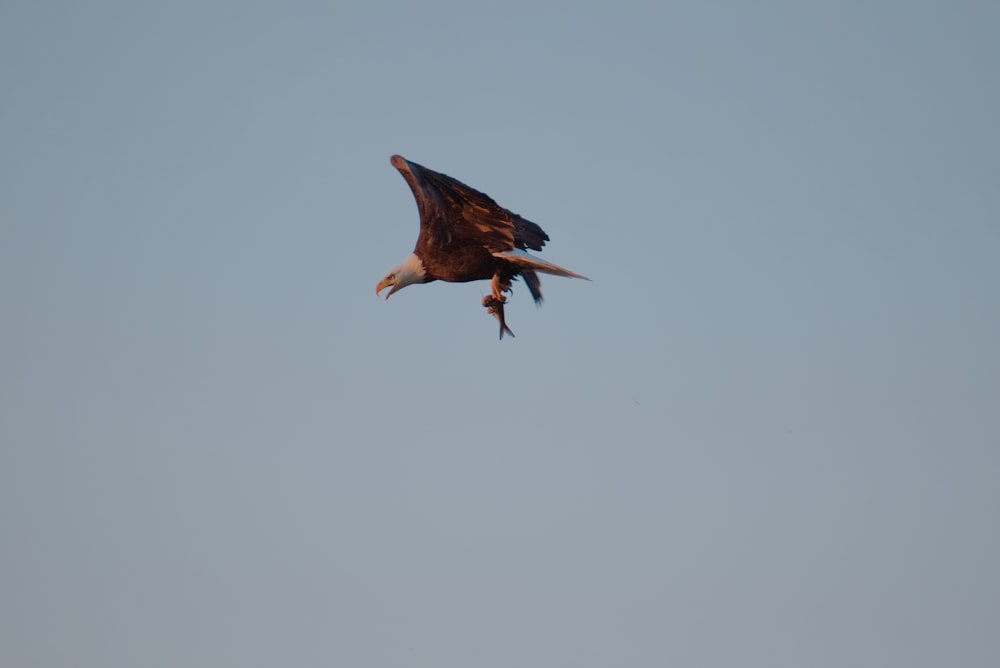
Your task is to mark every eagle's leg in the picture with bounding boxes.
[490,273,511,302]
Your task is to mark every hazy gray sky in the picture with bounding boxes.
[2,1,998,666]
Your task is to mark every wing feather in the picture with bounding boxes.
[392,156,548,254]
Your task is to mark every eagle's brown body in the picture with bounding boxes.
[377,155,587,339]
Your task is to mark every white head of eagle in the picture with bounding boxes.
[375,253,427,300]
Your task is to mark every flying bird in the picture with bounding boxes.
[376,155,588,339]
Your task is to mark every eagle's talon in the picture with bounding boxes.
[483,295,503,313]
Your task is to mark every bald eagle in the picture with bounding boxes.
[376,155,587,339]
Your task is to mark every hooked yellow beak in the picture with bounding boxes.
[375,278,395,300]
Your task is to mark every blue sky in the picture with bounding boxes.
[2,1,998,666]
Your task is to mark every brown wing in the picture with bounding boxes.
[391,155,548,253]
[511,213,549,252]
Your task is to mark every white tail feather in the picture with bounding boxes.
[492,249,589,280]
